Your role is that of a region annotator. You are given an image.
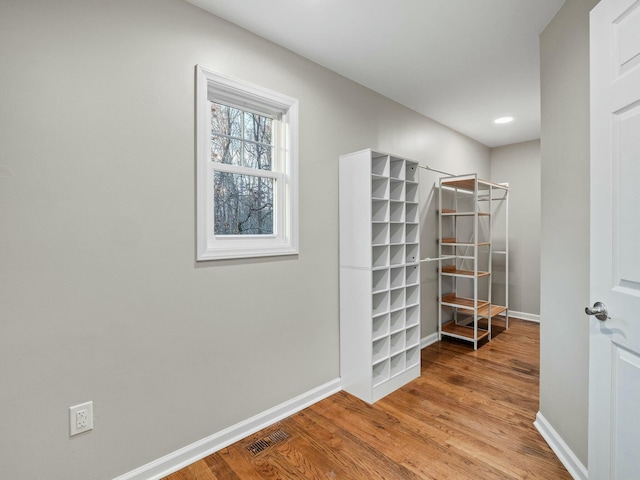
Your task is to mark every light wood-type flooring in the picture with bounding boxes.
[163,319,571,479]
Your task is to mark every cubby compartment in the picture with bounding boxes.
[389,179,405,201]
[372,245,389,268]
[389,201,404,222]
[390,331,405,356]
[405,223,418,243]
[389,157,405,179]
[406,325,420,348]
[390,223,405,244]
[390,245,405,265]
[372,268,389,293]
[372,153,389,177]
[372,360,390,387]
[372,177,389,199]
[372,223,389,246]
[405,203,418,223]
[406,305,420,327]
[406,346,420,368]
[405,162,418,182]
[372,313,390,340]
[390,352,406,378]
[405,182,418,203]
[372,291,389,316]
[372,336,390,364]
[390,287,405,311]
[406,243,419,263]
[389,266,404,289]
[372,200,389,222]
[406,285,419,307]
[390,309,405,333]
[406,264,419,286]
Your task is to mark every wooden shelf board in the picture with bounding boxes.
[457,304,507,318]
[441,294,489,310]
[441,177,506,192]
[441,210,490,216]
[441,178,478,191]
[441,266,490,277]
[489,305,508,317]
[441,321,490,341]
[441,238,490,246]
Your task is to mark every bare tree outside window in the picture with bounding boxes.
[210,103,274,235]
[214,172,274,234]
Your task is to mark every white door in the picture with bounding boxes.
[589,0,640,478]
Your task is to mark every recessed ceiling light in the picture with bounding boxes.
[494,116,514,124]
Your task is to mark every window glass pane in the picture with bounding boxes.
[244,111,272,144]
[211,103,242,139]
[211,102,274,169]
[244,142,272,170]
[214,172,274,235]
[211,135,242,166]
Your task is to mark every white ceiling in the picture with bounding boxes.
[186,0,564,148]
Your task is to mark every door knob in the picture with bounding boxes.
[585,301,609,321]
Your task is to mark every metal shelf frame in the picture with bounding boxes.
[437,174,509,350]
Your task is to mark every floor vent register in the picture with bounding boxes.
[245,429,290,456]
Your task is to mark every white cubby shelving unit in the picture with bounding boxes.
[438,174,509,350]
[339,149,420,404]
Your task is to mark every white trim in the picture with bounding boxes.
[509,310,540,323]
[421,332,439,349]
[113,378,341,480]
[534,411,588,480]
[196,65,299,261]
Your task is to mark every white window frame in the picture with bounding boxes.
[196,66,299,261]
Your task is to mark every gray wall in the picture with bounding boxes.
[539,0,598,467]
[490,140,541,315]
[0,1,489,478]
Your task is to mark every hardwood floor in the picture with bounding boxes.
[163,319,570,479]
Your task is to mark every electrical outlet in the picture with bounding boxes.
[69,401,93,436]
[76,409,88,429]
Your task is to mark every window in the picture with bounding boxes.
[196,66,298,260]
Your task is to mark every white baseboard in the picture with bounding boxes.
[421,332,439,349]
[113,378,342,480]
[534,411,588,480]
[509,310,540,323]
